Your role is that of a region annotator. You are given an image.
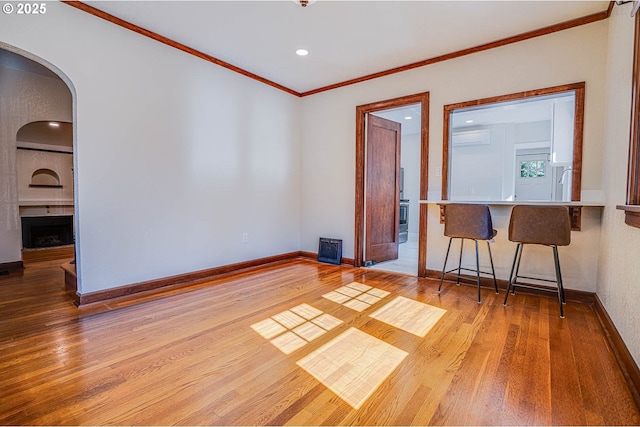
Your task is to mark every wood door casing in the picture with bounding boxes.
[365,115,401,263]
[355,92,429,276]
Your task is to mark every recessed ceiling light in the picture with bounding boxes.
[296,49,309,56]
[294,0,317,7]
[48,122,60,127]
[404,116,412,120]
[465,120,474,124]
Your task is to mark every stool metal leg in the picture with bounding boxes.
[552,246,565,318]
[475,240,481,304]
[553,246,566,304]
[457,238,464,285]
[438,238,453,294]
[487,241,499,294]
[504,243,522,306]
[511,243,524,295]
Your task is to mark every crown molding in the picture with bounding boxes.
[61,1,301,97]
[62,1,613,98]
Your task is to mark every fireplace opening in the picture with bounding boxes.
[21,216,74,249]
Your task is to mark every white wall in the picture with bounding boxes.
[450,124,505,201]
[0,65,72,264]
[598,5,640,365]
[0,2,302,293]
[300,20,607,292]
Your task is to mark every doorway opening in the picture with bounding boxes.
[0,44,79,291]
[355,92,429,277]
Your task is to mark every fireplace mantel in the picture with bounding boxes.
[19,200,74,207]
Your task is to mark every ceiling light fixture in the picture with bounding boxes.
[465,120,474,124]
[48,122,60,127]
[295,0,317,7]
[296,49,309,56]
[404,116,412,120]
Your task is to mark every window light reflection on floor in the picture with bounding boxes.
[296,327,408,409]
[322,282,390,312]
[251,303,343,354]
[369,296,447,337]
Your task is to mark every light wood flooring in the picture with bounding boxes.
[1,257,639,425]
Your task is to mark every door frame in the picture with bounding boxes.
[355,92,429,276]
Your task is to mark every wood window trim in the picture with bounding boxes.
[441,82,586,203]
[618,13,640,228]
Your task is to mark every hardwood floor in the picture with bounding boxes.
[1,257,638,425]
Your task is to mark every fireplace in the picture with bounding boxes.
[21,216,74,249]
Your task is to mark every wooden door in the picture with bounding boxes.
[365,114,401,263]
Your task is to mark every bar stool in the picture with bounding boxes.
[438,204,499,304]
[503,205,571,318]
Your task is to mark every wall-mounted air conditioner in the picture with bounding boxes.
[451,129,490,146]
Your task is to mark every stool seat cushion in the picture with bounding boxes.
[444,204,496,241]
[508,205,571,246]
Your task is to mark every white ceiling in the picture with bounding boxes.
[84,0,610,94]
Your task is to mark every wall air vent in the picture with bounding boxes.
[318,237,342,265]
[451,129,490,146]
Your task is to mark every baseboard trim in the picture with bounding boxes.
[76,251,357,306]
[424,268,595,304]
[593,294,640,409]
[76,251,302,306]
[298,251,355,266]
[0,260,24,274]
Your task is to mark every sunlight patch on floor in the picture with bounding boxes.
[322,282,390,312]
[369,296,447,337]
[251,303,343,354]
[251,293,445,409]
[296,327,408,409]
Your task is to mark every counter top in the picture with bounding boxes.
[420,200,605,207]
[423,200,603,230]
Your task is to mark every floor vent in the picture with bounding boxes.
[318,238,342,265]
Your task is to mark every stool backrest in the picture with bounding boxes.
[508,205,571,246]
[444,204,494,240]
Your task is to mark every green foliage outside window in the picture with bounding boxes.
[520,160,546,178]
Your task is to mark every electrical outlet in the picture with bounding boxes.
[435,166,442,177]
[242,233,249,243]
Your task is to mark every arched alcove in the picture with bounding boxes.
[30,168,61,187]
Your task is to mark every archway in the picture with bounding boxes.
[0,43,80,293]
